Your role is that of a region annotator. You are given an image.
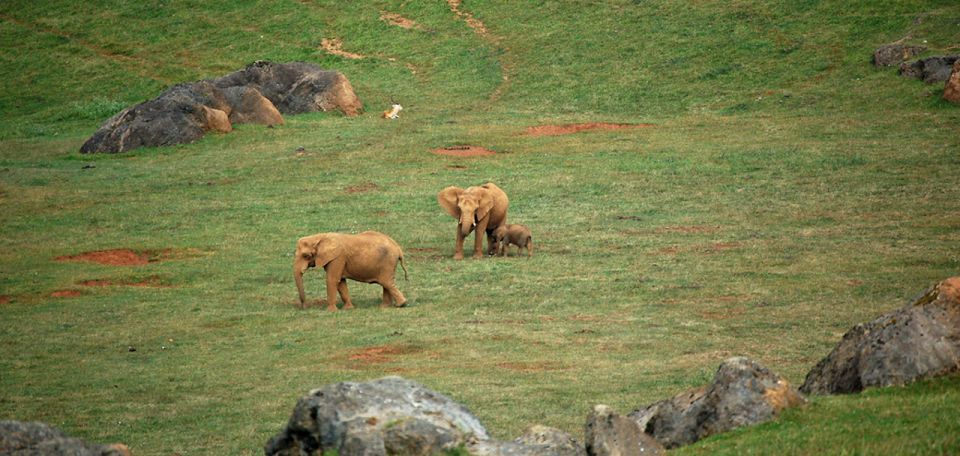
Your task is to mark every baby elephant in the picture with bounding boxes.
[493,224,533,257]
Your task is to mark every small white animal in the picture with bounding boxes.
[381,103,403,119]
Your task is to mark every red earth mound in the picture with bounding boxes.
[51,290,82,298]
[525,122,656,136]
[0,295,10,304]
[56,249,150,266]
[432,145,496,157]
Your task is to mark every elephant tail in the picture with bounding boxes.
[399,254,408,281]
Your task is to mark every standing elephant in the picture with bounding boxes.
[437,182,509,259]
[293,231,408,311]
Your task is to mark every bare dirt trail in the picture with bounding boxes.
[446,0,512,103]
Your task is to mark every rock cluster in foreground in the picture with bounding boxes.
[0,420,130,455]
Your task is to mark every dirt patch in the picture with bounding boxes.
[709,242,741,251]
[56,249,150,266]
[432,145,496,157]
[0,295,9,304]
[380,11,420,29]
[348,344,421,364]
[657,246,681,255]
[51,290,82,298]
[496,361,565,372]
[79,276,169,288]
[525,122,656,137]
[344,182,379,194]
[656,225,721,234]
[320,38,364,59]
[447,0,490,38]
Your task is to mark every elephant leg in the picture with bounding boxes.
[454,226,466,260]
[338,279,354,310]
[324,262,345,311]
[486,231,498,256]
[381,288,393,308]
[474,220,489,259]
[382,280,407,307]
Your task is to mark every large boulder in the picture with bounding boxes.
[899,55,960,83]
[800,277,960,395]
[264,376,488,456]
[944,60,960,104]
[222,86,284,126]
[80,61,360,153]
[213,61,362,116]
[872,43,925,67]
[467,425,587,456]
[629,357,805,449]
[80,81,231,153]
[584,405,664,456]
[0,420,131,455]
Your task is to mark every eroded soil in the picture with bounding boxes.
[525,122,656,136]
[432,145,496,157]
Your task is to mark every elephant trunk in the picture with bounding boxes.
[459,213,476,236]
[294,262,307,305]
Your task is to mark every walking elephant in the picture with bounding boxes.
[437,182,509,259]
[293,231,408,311]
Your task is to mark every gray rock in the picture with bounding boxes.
[801,277,960,395]
[585,405,664,456]
[213,60,362,116]
[630,357,805,449]
[872,43,925,66]
[81,61,360,153]
[899,55,960,83]
[264,376,488,456]
[79,81,229,153]
[0,421,130,456]
[468,425,587,456]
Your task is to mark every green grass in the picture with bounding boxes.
[1,0,959,454]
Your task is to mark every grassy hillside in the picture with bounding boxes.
[1,0,959,454]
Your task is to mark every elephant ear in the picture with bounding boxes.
[476,188,495,220]
[437,186,463,219]
[312,234,345,268]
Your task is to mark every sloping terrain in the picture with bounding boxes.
[1,1,958,454]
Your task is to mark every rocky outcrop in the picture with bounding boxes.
[80,61,360,153]
[221,86,284,126]
[801,277,960,395]
[0,421,131,455]
[944,60,960,104]
[629,357,805,449]
[899,55,960,83]
[467,425,587,456]
[79,81,232,153]
[264,376,487,456]
[212,60,362,116]
[585,405,664,456]
[872,43,925,67]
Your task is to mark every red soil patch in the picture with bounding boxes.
[497,361,564,372]
[320,38,364,59]
[432,145,496,157]
[51,290,82,298]
[656,225,721,234]
[525,122,656,137]
[348,344,421,364]
[78,276,169,288]
[0,295,10,304]
[344,182,379,194]
[380,11,420,29]
[710,242,741,251]
[846,279,864,287]
[56,249,149,266]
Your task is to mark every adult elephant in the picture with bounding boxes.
[293,231,407,311]
[437,182,509,259]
